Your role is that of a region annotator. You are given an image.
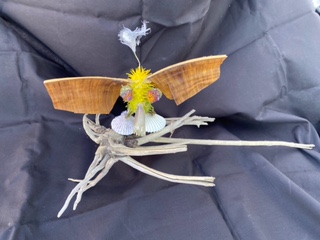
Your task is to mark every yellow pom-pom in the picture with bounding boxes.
[126,67,155,114]
[127,66,151,81]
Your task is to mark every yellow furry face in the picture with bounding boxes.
[125,67,155,114]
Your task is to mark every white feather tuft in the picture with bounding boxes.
[118,20,150,54]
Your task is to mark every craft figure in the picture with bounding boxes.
[43,22,314,218]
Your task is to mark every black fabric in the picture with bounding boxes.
[1,0,320,239]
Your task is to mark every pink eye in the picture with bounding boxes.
[147,88,162,103]
[120,85,133,102]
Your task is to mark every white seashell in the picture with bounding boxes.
[111,111,134,135]
[145,113,166,133]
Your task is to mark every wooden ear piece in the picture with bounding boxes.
[149,55,227,105]
[44,76,129,114]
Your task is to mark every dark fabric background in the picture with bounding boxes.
[1,0,320,239]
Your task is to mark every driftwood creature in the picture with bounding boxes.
[43,21,314,217]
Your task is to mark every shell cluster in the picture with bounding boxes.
[111,111,166,135]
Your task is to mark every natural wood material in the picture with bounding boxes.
[56,110,314,218]
[57,111,217,217]
[149,55,227,105]
[44,55,227,114]
[44,77,129,114]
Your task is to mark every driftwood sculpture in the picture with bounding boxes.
[56,111,313,218]
[43,21,315,217]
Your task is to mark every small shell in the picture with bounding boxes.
[111,111,134,135]
[147,88,162,103]
[145,113,166,133]
[120,85,133,102]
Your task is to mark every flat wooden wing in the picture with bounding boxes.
[44,76,129,114]
[148,55,227,105]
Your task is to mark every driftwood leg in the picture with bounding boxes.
[119,156,215,187]
[72,157,118,211]
[57,155,118,218]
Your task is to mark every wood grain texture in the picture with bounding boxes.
[149,55,227,105]
[44,55,227,114]
[44,77,129,114]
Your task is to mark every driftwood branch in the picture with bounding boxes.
[57,110,314,217]
[152,137,314,150]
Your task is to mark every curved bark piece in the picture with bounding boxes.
[44,76,129,114]
[149,55,227,105]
